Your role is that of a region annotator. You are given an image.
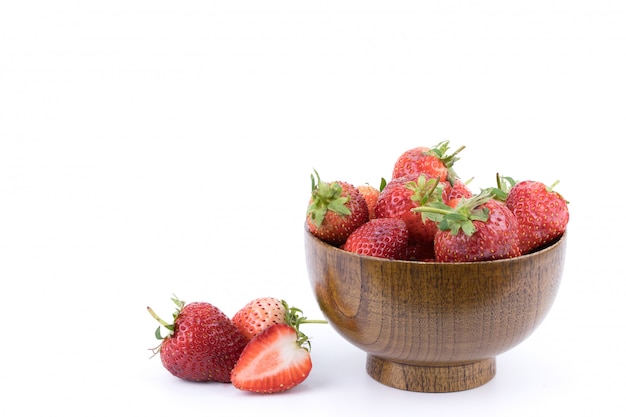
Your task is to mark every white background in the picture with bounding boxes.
[1,1,624,416]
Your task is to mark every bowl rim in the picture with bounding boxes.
[305,226,567,266]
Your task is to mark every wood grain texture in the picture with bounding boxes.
[305,228,567,392]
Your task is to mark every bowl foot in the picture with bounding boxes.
[366,355,496,393]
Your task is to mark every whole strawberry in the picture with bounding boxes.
[232,297,287,341]
[232,298,326,341]
[306,170,369,246]
[357,178,385,221]
[415,190,521,262]
[505,180,569,254]
[343,218,410,260]
[374,174,441,244]
[392,140,465,183]
[441,178,473,203]
[147,296,248,382]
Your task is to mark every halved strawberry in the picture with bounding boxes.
[230,323,312,394]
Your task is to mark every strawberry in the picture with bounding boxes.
[232,297,326,340]
[230,323,312,394]
[391,140,465,183]
[505,179,569,254]
[441,178,473,203]
[357,178,386,220]
[414,190,521,262]
[306,170,369,246]
[230,323,312,393]
[343,218,410,260]
[147,296,248,382]
[374,174,441,244]
[232,297,288,341]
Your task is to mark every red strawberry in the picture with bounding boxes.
[374,174,440,244]
[232,297,327,342]
[441,178,473,203]
[230,323,312,394]
[357,178,385,220]
[232,297,287,341]
[391,140,465,182]
[147,297,248,382]
[306,170,369,246]
[414,190,521,262]
[505,180,569,254]
[343,218,410,260]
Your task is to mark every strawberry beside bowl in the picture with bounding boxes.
[304,228,567,393]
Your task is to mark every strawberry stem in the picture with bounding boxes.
[281,300,327,352]
[412,189,493,236]
[147,306,172,329]
[488,173,517,201]
[548,179,560,190]
[405,174,441,206]
[428,140,465,183]
[147,295,184,355]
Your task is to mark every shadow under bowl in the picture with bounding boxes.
[305,228,567,392]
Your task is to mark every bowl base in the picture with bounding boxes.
[366,355,496,393]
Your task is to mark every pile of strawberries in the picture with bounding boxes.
[147,295,326,394]
[147,141,570,395]
[306,141,569,262]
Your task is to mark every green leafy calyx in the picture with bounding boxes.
[426,140,466,184]
[307,169,351,228]
[281,299,327,352]
[147,295,184,356]
[412,189,493,236]
[487,173,518,202]
[405,174,441,206]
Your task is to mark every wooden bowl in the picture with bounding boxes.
[304,228,567,392]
